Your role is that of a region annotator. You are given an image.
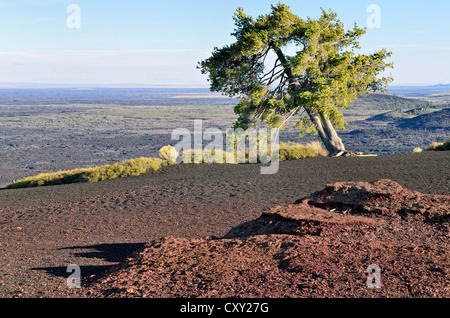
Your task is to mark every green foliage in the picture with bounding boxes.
[428,140,450,151]
[199,3,393,134]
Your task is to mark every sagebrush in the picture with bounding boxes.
[428,140,450,151]
[6,142,327,189]
[6,157,163,189]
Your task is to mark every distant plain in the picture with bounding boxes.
[0,86,449,188]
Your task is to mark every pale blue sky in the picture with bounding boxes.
[0,0,449,86]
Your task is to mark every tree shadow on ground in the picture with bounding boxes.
[32,242,146,286]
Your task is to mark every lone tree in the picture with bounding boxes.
[199,3,393,156]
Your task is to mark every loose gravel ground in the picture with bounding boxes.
[0,152,448,298]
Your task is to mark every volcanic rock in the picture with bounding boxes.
[79,180,450,298]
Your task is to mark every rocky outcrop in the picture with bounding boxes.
[80,180,450,298]
[305,179,450,221]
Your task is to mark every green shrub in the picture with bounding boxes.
[6,168,89,189]
[5,141,328,189]
[279,141,328,161]
[158,145,178,165]
[180,148,233,164]
[6,157,162,189]
[177,141,328,164]
[428,140,450,151]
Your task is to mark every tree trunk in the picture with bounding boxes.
[273,47,348,157]
[310,112,347,157]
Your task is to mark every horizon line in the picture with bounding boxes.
[0,82,448,89]
[0,82,211,89]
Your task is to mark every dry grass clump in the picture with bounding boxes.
[179,149,232,164]
[6,142,327,189]
[6,168,93,189]
[428,140,450,151]
[179,141,327,164]
[6,157,163,189]
[158,145,179,165]
[86,157,162,183]
[279,141,328,161]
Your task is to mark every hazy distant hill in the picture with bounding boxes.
[366,107,438,123]
[350,93,438,111]
[396,108,450,130]
[366,109,411,122]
